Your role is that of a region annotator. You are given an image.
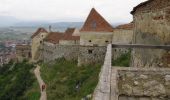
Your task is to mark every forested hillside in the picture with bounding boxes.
[0,61,40,100]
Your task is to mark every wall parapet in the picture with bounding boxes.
[93,44,112,100]
[111,67,170,100]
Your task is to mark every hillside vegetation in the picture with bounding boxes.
[41,58,101,100]
[0,60,40,100]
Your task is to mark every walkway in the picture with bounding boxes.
[34,65,47,100]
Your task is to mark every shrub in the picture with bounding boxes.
[112,50,131,67]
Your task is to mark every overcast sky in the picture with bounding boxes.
[0,0,147,23]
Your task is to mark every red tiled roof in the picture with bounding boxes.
[16,45,31,50]
[62,28,80,40]
[31,28,48,38]
[81,8,113,32]
[44,32,63,44]
[45,28,80,44]
[115,22,133,30]
[131,0,153,14]
[65,28,75,35]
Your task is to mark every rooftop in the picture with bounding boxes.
[81,8,113,32]
[44,32,64,44]
[115,22,133,30]
[31,28,48,38]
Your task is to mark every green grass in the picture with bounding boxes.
[112,50,131,67]
[40,58,101,100]
[21,79,40,100]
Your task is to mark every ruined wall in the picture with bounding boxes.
[113,67,170,100]
[78,46,106,66]
[80,32,113,46]
[43,42,79,63]
[132,0,170,68]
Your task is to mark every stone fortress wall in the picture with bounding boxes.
[43,42,79,63]
[42,29,133,65]
[78,46,106,66]
[131,0,170,68]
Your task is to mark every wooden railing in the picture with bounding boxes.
[112,44,170,50]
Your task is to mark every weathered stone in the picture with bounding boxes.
[139,97,150,100]
[139,75,148,79]
[143,81,165,96]
[132,86,143,96]
[119,96,128,100]
[151,98,161,100]
[134,81,139,86]
[127,97,137,100]
[122,84,133,95]
[168,64,170,67]
[126,72,135,78]
[165,75,170,81]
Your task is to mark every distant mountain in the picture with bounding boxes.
[0,15,125,28]
[14,21,83,28]
[12,22,84,32]
[0,16,20,27]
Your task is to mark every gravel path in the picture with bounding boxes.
[34,65,47,100]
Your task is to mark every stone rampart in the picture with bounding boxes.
[43,42,79,62]
[78,46,106,66]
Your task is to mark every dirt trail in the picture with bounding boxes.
[34,65,47,100]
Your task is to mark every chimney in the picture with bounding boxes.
[49,25,52,32]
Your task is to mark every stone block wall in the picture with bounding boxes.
[132,0,170,68]
[43,42,79,63]
[111,67,170,100]
[78,46,106,66]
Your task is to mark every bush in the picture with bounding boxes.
[0,61,38,100]
[112,50,131,67]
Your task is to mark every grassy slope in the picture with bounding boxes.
[41,59,101,100]
[21,76,40,100]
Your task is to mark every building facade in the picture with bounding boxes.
[31,28,49,62]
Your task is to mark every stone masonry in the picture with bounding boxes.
[111,67,170,100]
[131,0,170,68]
[43,42,79,63]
